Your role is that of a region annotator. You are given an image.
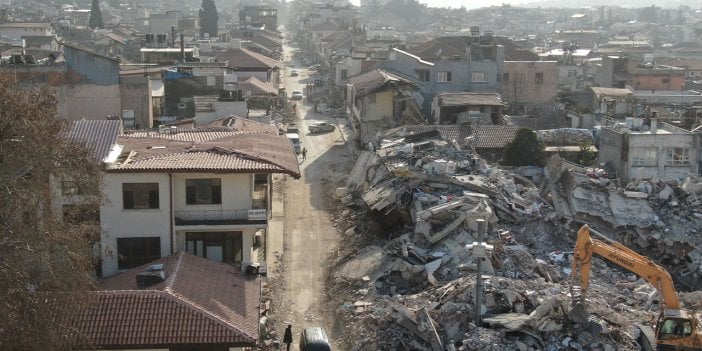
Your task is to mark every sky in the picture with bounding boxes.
[347,0,531,10]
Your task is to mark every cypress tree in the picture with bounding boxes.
[199,0,219,38]
[89,0,104,29]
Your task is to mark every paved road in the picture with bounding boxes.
[278,44,349,350]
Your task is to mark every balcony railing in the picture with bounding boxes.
[174,209,268,226]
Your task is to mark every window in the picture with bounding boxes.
[185,232,242,263]
[662,78,670,84]
[568,70,577,77]
[631,148,657,166]
[186,178,222,205]
[416,69,430,82]
[438,71,452,83]
[123,183,159,209]
[535,72,544,84]
[340,69,348,80]
[666,147,690,166]
[502,73,510,84]
[471,71,487,83]
[117,237,161,269]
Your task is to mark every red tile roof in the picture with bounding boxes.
[215,47,280,69]
[111,126,300,178]
[473,125,520,149]
[72,252,261,348]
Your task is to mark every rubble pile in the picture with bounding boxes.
[325,129,701,350]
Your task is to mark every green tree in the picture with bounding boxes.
[0,76,102,349]
[199,0,219,38]
[89,0,104,29]
[502,128,546,166]
[577,139,597,166]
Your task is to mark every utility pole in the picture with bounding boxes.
[474,219,484,325]
[466,219,493,326]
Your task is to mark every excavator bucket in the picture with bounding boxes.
[569,301,590,326]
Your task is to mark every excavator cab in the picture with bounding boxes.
[658,317,693,340]
[655,309,701,349]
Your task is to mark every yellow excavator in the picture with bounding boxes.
[570,224,702,350]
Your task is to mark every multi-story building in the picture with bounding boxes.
[98,118,300,277]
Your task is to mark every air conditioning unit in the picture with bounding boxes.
[177,102,187,109]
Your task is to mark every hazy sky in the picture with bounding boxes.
[347,0,531,10]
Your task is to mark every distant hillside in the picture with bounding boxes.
[515,0,702,9]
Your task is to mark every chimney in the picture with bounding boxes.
[180,33,185,63]
[171,25,176,47]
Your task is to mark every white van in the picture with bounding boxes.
[286,133,301,154]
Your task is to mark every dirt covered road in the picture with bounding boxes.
[276,44,355,350]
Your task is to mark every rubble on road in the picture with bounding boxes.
[325,126,702,350]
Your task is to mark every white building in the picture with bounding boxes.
[98,117,300,277]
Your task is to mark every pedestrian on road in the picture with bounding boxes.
[283,324,293,351]
[301,147,307,161]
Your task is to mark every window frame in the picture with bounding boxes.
[415,69,430,82]
[123,183,160,209]
[437,71,452,83]
[631,148,657,167]
[471,71,487,83]
[666,147,690,166]
[117,237,161,269]
[185,178,222,205]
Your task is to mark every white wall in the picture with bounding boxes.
[100,173,171,277]
[172,173,252,213]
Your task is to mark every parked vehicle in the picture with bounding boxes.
[290,69,299,77]
[286,133,301,154]
[291,90,303,100]
[308,122,335,133]
[286,124,300,135]
[299,327,331,351]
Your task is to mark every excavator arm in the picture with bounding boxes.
[570,224,681,309]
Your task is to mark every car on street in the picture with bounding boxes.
[290,69,299,77]
[291,90,303,100]
[308,122,335,133]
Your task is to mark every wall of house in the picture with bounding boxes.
[361,89,394,122]
[172,173,253,214]
[56,83,121,120]
[63,46,120,85]
[195,101,249,125]
[503,61,558,105]
[625,132,697,180]
[100,173,172,278]
[598,128,698,180]
[633,72,685,91]
[0,26,53,39]
[120,76,153,129]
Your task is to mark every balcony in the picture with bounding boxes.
[174,209,268,226]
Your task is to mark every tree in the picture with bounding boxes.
[502,128,546,166]
[577,139,597,166]
[89,0,104,29]
[0,76,102,349]
[199,0,219,39]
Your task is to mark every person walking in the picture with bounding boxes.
[283,324,293,351]
[301,147,307,161]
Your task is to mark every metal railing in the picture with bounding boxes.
[174,209,268,225]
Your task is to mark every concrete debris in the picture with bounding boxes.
[326,132,702,351]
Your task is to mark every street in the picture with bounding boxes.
[274,43,354,350]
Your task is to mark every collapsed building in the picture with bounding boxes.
[328,125,702,350]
